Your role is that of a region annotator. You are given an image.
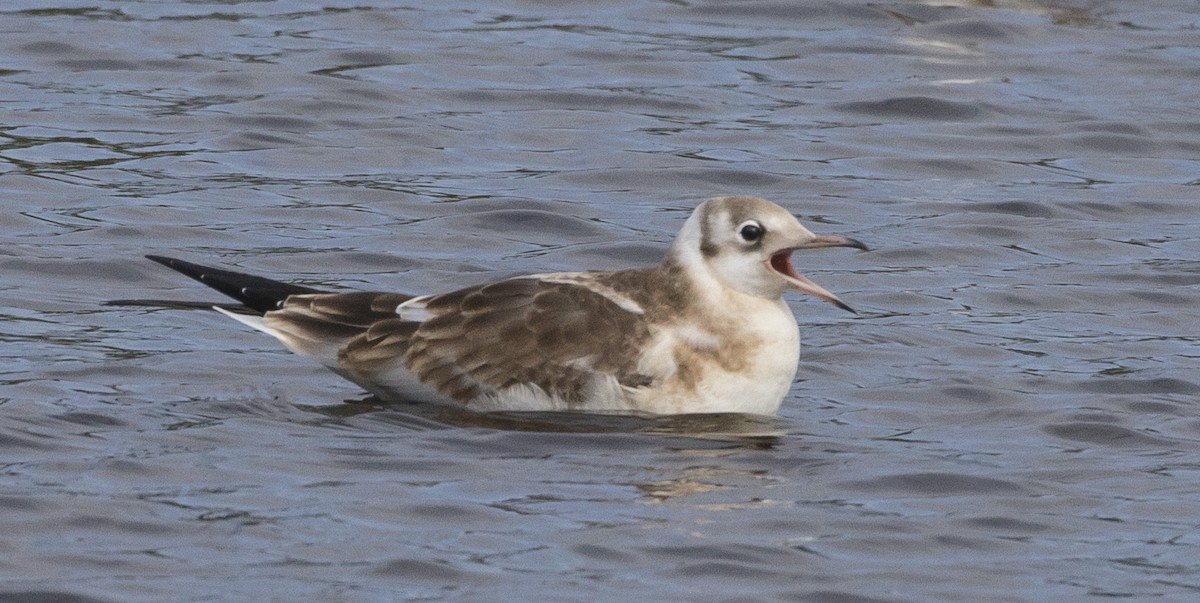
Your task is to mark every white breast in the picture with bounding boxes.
[703,298,800,414]
[633,297,800,415]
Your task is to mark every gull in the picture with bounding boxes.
[140,196,867,415]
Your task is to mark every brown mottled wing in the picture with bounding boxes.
[339,277,653,405]
[260,292,414,361]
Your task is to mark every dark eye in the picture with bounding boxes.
[739,221,764,242]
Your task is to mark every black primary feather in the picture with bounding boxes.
[144,255,324,314]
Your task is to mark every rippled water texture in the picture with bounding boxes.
[3,1,1200,601]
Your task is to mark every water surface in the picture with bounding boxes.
[3,1,1200,601]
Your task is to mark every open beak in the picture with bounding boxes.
[768,235,867,314]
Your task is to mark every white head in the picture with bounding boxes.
[669,196,867,311]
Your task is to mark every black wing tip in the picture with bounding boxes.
[145,255,211,280]
[145,254,185,268]
[144,254,324,314]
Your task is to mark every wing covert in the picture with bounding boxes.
[340,276,656,407]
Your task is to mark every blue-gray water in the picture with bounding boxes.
[3,1,1200,601]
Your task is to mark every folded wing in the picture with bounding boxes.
[332,276,656,408]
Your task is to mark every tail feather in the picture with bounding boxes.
[145,255,323,314]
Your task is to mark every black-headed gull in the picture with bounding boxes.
[142,196,867,414]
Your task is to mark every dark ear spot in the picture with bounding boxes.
[698,209,720,257]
